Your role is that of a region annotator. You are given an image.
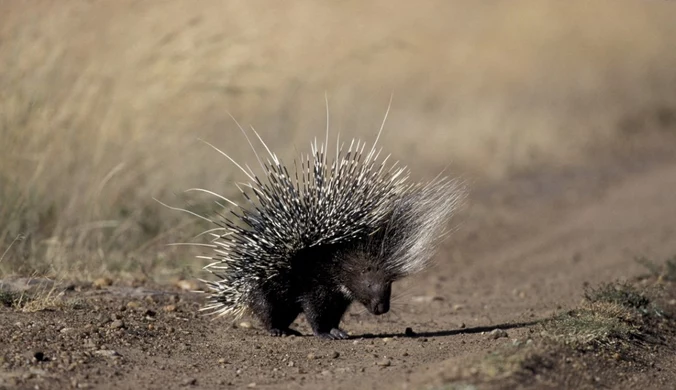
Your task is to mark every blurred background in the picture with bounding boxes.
[1,0,675,280]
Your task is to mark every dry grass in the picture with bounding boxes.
[1,0,676,280]
[0,277,68,312]
[636,256,676,282]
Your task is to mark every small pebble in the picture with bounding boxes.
[92,278,112,289]
[331,351,339,359]
[126,301,141,309]
[238,321,252,329]
[28,368,47,377]
[488,329,508,339]
[110,320,125,329]
[32,351,46,362]
[94,350,121,359]
[163,304,177,312]
[181,378,197,386]
[307,353,316,360]
[376,359,391,367]
[176,280,197,291]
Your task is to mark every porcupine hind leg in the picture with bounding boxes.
[301,287,352,340]
[249,284,302,337]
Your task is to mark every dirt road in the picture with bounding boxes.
[2,151,676,390]
[3,1,676,388]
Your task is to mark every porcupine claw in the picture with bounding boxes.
[315,328,350,340]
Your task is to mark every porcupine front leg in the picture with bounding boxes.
[249,284,303,337]
[301,288,352,340]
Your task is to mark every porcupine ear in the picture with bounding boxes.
[384,177,467,277]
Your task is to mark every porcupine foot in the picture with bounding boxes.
[302,289,352,340]
[250,286,303,337]
[315,328,349,340]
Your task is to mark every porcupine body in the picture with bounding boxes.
[194,126,465,340]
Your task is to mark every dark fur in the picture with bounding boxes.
[247,240,397,339]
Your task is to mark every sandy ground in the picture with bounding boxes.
[2,2,676,389]
[2,144,676,390]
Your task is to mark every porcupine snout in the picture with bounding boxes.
[370,299,390,315]
[368,281,391,315]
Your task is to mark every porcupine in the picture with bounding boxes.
[178,110,466,340]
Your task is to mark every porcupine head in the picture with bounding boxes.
[335,178,462,317]
[336,241,395,316]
